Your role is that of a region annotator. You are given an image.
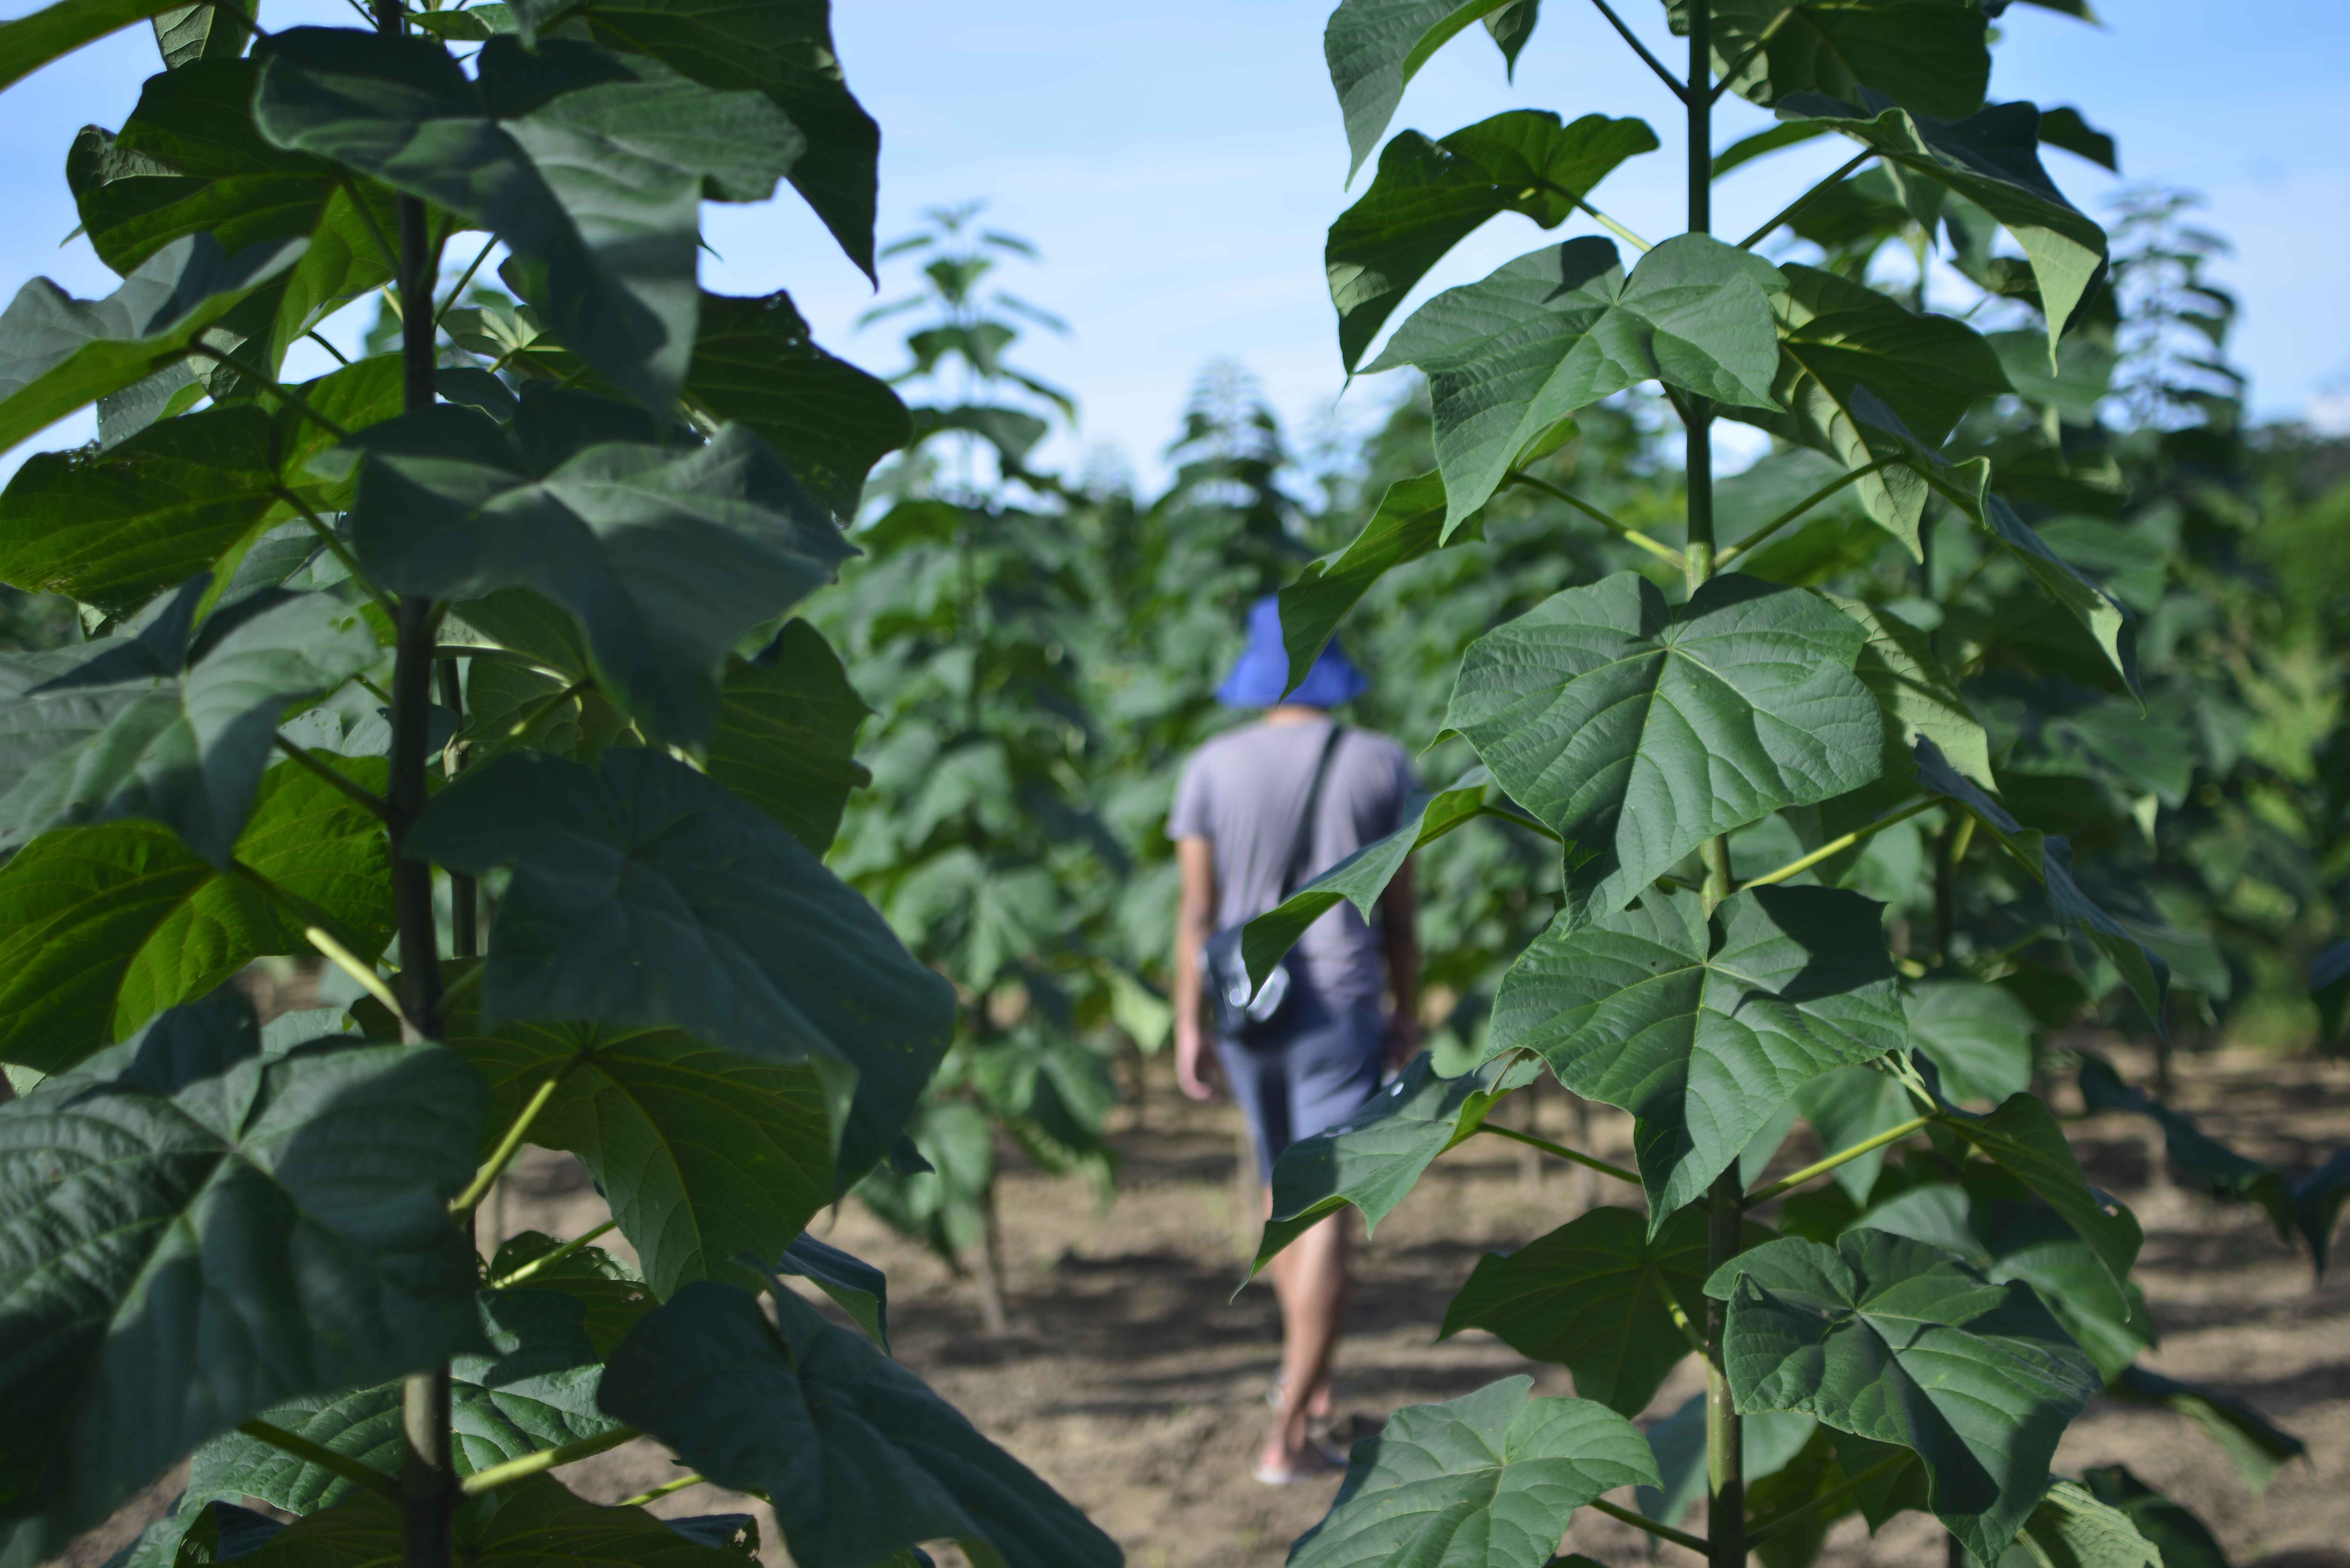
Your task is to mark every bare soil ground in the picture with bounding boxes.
[57,1041,2350,1568]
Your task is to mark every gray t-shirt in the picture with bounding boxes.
[1168,719,1417,1008]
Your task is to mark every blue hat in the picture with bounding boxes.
[1216,595,1369,709]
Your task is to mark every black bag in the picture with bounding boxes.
[1200,724,1345,1043]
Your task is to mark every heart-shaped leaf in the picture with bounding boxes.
[1323,0,1479,180]
[1368,236,1787,531]
[1491,885,1904,1217]
[1445,570,1881,927]
[0,232,305,453]
[1669,0,1990,121]
[1708,1230,2100,1564]
[1440,1205,1716,1416]
[1287,1375,1657,1568]
[0,754,391,1074]
[0,582,380,864]
[1328,109,1657,369]
[407,746,954,1196]
[598,1275,1120,1568]
[0,994,484,1557]
[329,388,849,747]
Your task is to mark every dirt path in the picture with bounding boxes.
[56,1043,2350,1568]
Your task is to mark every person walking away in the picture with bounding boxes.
[1168,596,1421,1484]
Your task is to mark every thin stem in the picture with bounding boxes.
[1746,1451,1915,1546]
[1709,2,1796,102]
[1736,150,1873,250]
[436,659,476,960]
[305,924,410,1031]
[1705,1175,1745,1568]
[457,1428,639,1496]
[1651,1266,1709,1356]
[1741,798,1939,889]
[305,330,352,366]
[1585,1496,1709,1556]
[275,735,392,820]
[451,1074,564,1214]
[1479,802,1563,843]
[1586,0,1688,102]
[1714,458,1898,565]
[433,234,498,329]
[275,488,398,621]
[615,1474,706,1509]
[1505,471,1686,569]
[488,1219,618,1290]
[1747,1114,1933,1204]
[189,347,352,441]
[1474,1121,1641,1187]
[239,1421,403,1502]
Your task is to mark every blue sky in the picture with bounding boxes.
[2,0,2344,490]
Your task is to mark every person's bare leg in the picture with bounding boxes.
[1264,1209,1350,1471]
[1262,1190,1335,1422]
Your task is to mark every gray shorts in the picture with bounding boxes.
[1216,991,1384,1179]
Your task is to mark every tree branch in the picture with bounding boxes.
[1505,471,1687,569]
[188,346,352,441]
[1714,458,1898,566]
[1475,1121,1641,1186]
[1584,1496,1709,1555]
[1747,1114,1934,1204]
[450,1074,566,1214]
[1586,0,1688,102]
[456,1428,640,1496]
[1736,150,1874,250]
[487,1219,618,1290]
[1740,798,1940,889]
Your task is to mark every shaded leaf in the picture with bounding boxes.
[0,755,390,1074]
[597,1275,1119,1568]
[1637,1389,1818,1527]
[1327,109,1657,370]
[329,388,848,748]
[0,0,186,91]
[1670,0,1989,121]
[1287,1376,1656,1568]
[485,1232,656,1359]
[0,995,483,1556]
[1368,237,1785,531]
[1709,1231,2100,1564]
[2006,1479,2162,1568]
[1439,1205,1714,1416]
[1907,979,2034,1105]
[777,1232,890,1354]
[151,0,254,65]
[1830,592,1994,788]
[236,1477,757,1568]
[0,582,379,865]
[689,290,910,519]
[2107,1365,2305,1496]
[2293,1144,2350,1278]
[0,233,304,454]
[2076,1052,2290,1240]
[1444,570,1880,926]
[1278,469,1481,689]
[2079,1466,2229,1568]
[1490,886,1903,1218]
[706,618,871,856]
[1252,1052,1532,1277]
[408,747,954,1200]
[1323,0,1471,181]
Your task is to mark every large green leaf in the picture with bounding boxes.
[1709,1231,2100,1563]
[597,1275,1120,1568]
[1907,979,2034,1104]
[1242,766,1492,991]
[1775,91,2108,349]
[0,232,304,454]
[2006,1479,2163,1568]
[327,389,849,748]
[0,755,391,1074]
[1286,1376,1656,1568]
[706,618,871,856]
[0,996,483,1558]
[1490,886,1903,1217]
[1323,0,1470,180]
[2076,1052,2291,1239]
[1439,1205,1715,1416]
[254,29,804,410]
[0,0,186,91]
[1251,1052,1531,1277]
[1830,593,1995,790]
[1669,0,1990,121]
[1444,571,1881,925]
[0,354,401,617]
[1737,265,2011,554]
[2079,1466,2229,1568]
[184,1286,628,1513]
[407,747,955,1196]
[545,0,881,278]
[688,290,911,519]
[0,582,380,865]
[1278,469,1481,690]
[1367,236,1786,531]
[233,1477,757,1568]
[449,1007,837,1300]
[1327,110,1657,370]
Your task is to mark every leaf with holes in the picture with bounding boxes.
[1367,236,1786,531]
[1444,571,1881,926]
[1489,886,1904,1218]
[1287,1376,1656,1568]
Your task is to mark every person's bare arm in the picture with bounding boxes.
[1379,852,1422,1070]
[1173,835,1221,1101]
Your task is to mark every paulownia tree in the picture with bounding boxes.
[0,3,1118,1567]
[1241,2,2324,1565]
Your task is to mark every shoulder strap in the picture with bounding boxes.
[1278,724,1346,899]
